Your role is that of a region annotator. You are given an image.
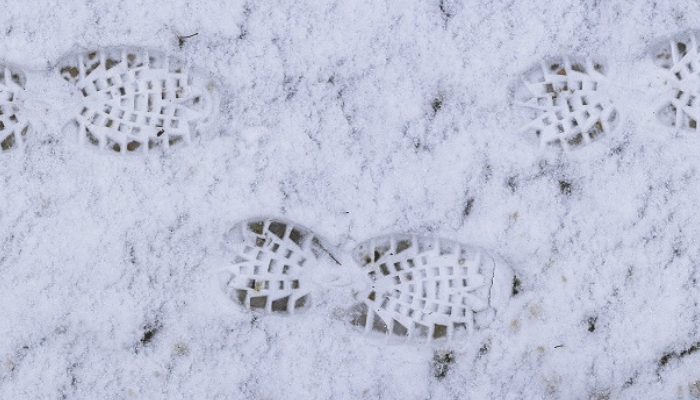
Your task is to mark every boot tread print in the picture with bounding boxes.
[219,218,333,314]
[57,48,216,153]
[653,31,700,131]
[349,234,513,341]
[0,65,29,152]
[516,56,618,152]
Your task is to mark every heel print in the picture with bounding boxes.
[652,32,700,131]
[218,217,338,314]
[516,57,619,152]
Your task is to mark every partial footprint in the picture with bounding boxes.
[57,48,217,153]
[0,65,30,152]
[348,234,513,340]
[515,57,619,152]
[218,217,340,314]
[652,32,700,131]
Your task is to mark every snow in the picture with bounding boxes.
[3,0,700,399]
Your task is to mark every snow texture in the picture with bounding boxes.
[3,1,700,399]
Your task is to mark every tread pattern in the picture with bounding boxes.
[58,48,214,153]
[220,218,329,314]
[349,234,503,340]
[0,66,29,152]
[517,57,618,151]
[653,32,700,131]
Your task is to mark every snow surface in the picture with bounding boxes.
[3,1,700,399]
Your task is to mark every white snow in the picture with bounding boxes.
[3,1,700,399]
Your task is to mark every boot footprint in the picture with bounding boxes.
[652,31,700,131]
[57,48,217,153]
[347,234,514,341]
[217,217,342,314]
[515,56,619,152]
[0,65,30,152]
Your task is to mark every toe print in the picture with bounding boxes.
[58,48,216,153]
[349,234,513,341]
